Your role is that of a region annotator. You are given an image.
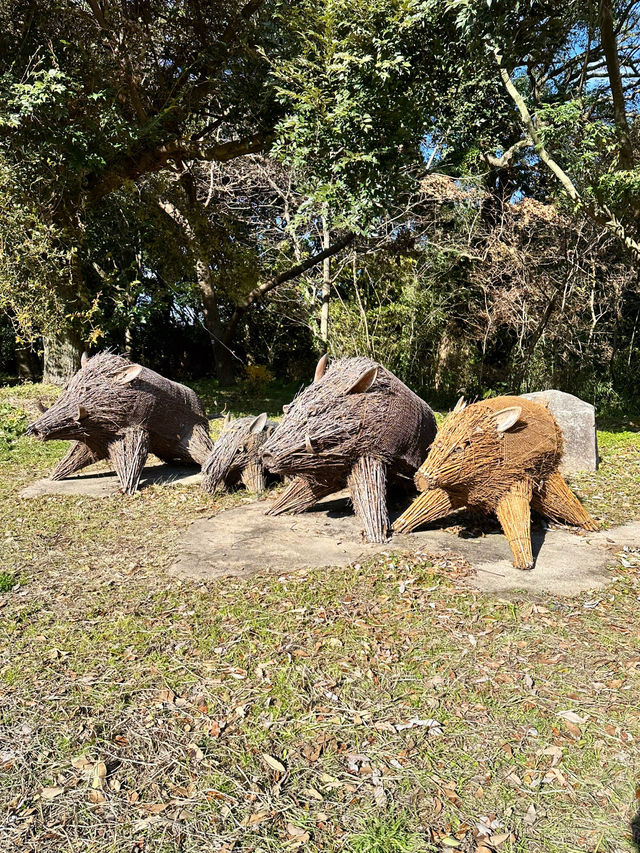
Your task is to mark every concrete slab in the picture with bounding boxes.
[170,494,640,596]
[20,465,202,498]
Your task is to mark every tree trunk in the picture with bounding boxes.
[599,0,634,169]
[196,257,236,385]
[16,344,38,381]
[320,213,331,346]
[42,328,82,385]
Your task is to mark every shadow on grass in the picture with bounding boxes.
[596,415,640,434]
[631,798,640,850]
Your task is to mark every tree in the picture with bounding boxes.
[441,0,640,260]
[0,0,279,381]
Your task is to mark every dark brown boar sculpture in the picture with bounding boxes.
[202,412,276,494]
[260,355,437,543]
[26,352,213,494]
[394,395,598,569]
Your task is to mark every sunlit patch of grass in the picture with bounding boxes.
[347,813,431,852]
[0,383,639,852]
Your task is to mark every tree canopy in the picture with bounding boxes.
[0,0,638,406]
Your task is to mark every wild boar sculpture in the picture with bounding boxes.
[202,412,277,494]
[261,355,437,543]
[26,352,213,494]
[393,395,598,569]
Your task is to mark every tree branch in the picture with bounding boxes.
[84,133,269,205]
[599,0,635,168]
[224,233,356,343]
[483,138,531,169]
[493,47,640,263]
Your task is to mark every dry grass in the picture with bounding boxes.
[0,382,639,853]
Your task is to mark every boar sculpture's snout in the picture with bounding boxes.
[260,449,276,470]
[414,470,437,492]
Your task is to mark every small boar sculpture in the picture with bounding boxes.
[394,395,598,569]
[202,412,276,494]
[260,355,437,543]
[26,352,213,494]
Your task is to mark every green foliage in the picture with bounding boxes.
[0,402,27,457]
[270,0,444,229]
[0,572,16,593]
[347,814,429,852]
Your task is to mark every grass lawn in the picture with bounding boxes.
[1,381,639,853]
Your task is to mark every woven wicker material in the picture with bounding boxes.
[50,440,105,481]
[531,470,598,529]
[262,356,437,543]
[26,352,213,495]
[394,395,598,569]
[268,473,342,515]
[495,478,534,569]
[202,414,276,495]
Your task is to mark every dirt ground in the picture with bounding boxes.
[22,470,640,596]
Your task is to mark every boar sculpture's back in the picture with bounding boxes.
[394,395,598,569]
[261,355,437,543]
[26,352,213,494]
[202,412,277,495]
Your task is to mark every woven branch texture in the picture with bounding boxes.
[394,395,598,569]
[26,352,213,494]
[262,356,437,542]
[202,415,276,495]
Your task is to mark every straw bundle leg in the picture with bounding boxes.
[266,476,336,516]
[393,487,465,534]
[241,462,266,494]
[50,441,105,480]
[348,455,389,543]
[532,471,598,530]
[108,428,150,495]
[495,478,534,570]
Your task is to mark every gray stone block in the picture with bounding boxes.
[520,390,598,473]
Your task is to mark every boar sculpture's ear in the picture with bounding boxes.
[453,396,466,414]
[346,366,378,395]
[314,353,328,383]
[77,406,88,421]
[223,412,231,427]
[116,364,143,385]
[249,412,268,434]
[81,351,89,367]
[492,406,522,433]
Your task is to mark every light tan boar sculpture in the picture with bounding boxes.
[394,395,598,569]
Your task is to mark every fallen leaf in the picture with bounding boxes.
[92,761,107,789]
[71,754,92,771]
[41,786,64,800]
[187,743,204,762]
[87,790,106,804]
[556,710,586,724]
[262,753,286,774]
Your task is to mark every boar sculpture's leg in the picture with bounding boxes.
[393,487,465,534]
[50,441,105,481]
[266,476,337,516]
[532,471,598,530]
[108,428,150,495]
[495,478,534,570]
[241,462,266,494]
[348,455,389,544]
